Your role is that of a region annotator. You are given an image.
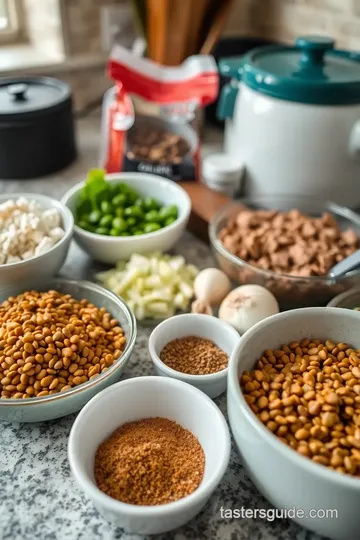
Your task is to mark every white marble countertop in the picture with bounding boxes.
[0,115,322,540]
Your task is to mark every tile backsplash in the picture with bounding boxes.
[225,0,360,50]
[9,0,359,112]
[24,0,64,59]
[63,0,124,56]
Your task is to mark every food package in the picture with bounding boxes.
[101,45,219,182]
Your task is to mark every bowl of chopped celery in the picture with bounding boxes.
[61,171,191,264]
[97,253,199,321]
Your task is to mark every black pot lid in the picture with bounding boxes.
[0,76,72,121]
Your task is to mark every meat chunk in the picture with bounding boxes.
[219,207,358,277]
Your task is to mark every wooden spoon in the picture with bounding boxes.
[200,0,234,55]
[164,0,193,66]
[186,0,208,57]
[146,0,169,63]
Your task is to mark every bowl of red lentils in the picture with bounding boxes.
[227,307,360,540]
[68,375,230,535]
[0,278,136,422]
[148,313,241,398]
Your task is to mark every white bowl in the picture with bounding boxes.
[68,376,230,534]
[61,173,191,264]
[327,287,360,309]
[0,278,136,422]
[228,307,360,540]
[0,193,73,287]
[149,314,241,398]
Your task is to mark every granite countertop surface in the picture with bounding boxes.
[0,116,321,540]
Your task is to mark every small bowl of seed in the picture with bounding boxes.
[148,313,241,398]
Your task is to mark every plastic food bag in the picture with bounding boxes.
[101,45,219,182]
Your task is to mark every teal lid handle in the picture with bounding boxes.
[218,57,243,79]
[217,57,242,119]
[217,83,238,120]
[296,36,335,65]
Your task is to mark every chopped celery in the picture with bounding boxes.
[174,292,188,310]
[179,281,194,298]
[168,256,185,271]
[96,252,199,320]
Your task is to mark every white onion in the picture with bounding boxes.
[194,268,231,306]
[218,284,279,334]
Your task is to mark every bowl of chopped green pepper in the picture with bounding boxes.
[61,171,191,264]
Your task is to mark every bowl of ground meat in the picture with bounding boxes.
[209,196,360,308]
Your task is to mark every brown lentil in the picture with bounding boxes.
[160,336,228,375]
[94,417,205,505]
[0,290,126,399]
[241,339,360,478]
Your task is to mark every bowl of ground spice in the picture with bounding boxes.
[148,313,241,398]
[68,375,230,535]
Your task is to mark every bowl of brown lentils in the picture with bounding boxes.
[0,278,136,422]
[227,307,360,540]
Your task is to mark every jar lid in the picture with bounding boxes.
[219,36,360,105]
[203,153,244,183]
[0,76,72,122]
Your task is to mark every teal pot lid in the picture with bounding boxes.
[219,36,360,105]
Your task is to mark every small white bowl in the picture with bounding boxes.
[61,172,191,264]
[68,376,230,535]
[0,193,73,287]
[148,314,241,398]
[327,287,360,309]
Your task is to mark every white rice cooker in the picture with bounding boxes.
[217,36,360,208]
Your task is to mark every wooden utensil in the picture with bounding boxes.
[200,0,234,55]
[179,182,231,244]
[146,0,169,63]
[164,0,193,66]
[186,0,208,58]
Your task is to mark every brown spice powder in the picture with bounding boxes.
[94,417,205,505]
[160,336,228,375]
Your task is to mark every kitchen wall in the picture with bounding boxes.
[13,0,126,112]
[55,0,127,111]
[225,0,360,50]
[48,0,124,112]
[8,0,359,112]
[24,0,64,60]
[66,0,360,110]
[62,0,124,57]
